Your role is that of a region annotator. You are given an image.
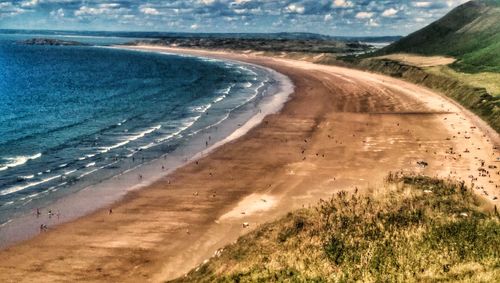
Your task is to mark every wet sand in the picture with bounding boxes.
[0,46,498,282]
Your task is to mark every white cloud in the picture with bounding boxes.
[413,2,432,8]
[140,7,160,15]
[445,0,469,7]
[285,3,305,14]
[0,2,12,9]
[74,4,126,17]
[355,12,373,19]
[333,0,353,8]
[100,3,120,9]
[382,8,398,17]
[190,23,199,29]
[232,0,251,4]
[20,0,38,8]
[0,0,474,35]
[366,18,379,27]
[74,6,101,16]
[199,0,215,5]
[0,2,27,17]
[50,8,64,18]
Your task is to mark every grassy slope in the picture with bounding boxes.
[425,65,500,97]
[378,0,500,73]
[170,175,500,282]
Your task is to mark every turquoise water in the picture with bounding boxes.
[0,35,276,225]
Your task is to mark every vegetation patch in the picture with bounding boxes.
[170,174,499,282]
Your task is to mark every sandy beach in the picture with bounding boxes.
[0,46,498,282]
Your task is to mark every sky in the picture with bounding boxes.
[0,0,470,36]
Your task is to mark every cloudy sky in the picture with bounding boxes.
[0,0,469,35]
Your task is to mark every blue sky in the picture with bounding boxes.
[0,0,469,35]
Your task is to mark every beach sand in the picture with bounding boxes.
[0,46,498,282]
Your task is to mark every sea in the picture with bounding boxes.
[0,31,292,246]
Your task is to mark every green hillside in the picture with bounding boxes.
[170,175,499,282]
[379,0,500,73]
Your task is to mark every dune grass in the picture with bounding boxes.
[425,65,500,97]
[170,174,500,282]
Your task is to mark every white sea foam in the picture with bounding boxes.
[213,95,226,103]
[0,219,13,228]
[0,153,42,172]
[64,169,77,175]
[189,112,232,137]
[0,175,61,196]
[155,116,200,144]
[19,174,35,180]
[48,186,59,192]
[222,84,234,94]
[77,168,99,179]
[212,84,233,103]
[98,125,161,153]
[238,81,266,107]
[238,66,258,76]
[85,162,96,168]
[188,82,262,139]
[191,103,212,113]
[22,181,67,200]
[138,142,156,151]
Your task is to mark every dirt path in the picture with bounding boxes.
[0,47,498,283]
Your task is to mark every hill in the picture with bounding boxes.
[378,0,500,73]
[171,175,499,282]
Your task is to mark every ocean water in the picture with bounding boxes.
[0,34,281,227]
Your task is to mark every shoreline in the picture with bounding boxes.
[0,46,498,282]
[0,47,294,249]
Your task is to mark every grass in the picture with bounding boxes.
[169,174,500,282]
[425,65,500,97]
[451,33,500,73]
